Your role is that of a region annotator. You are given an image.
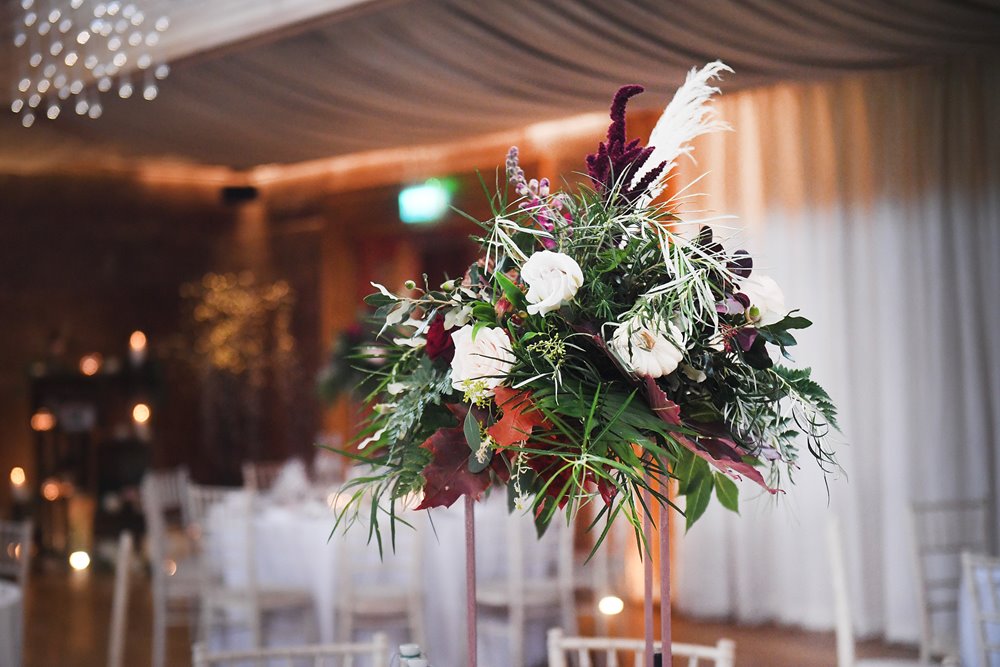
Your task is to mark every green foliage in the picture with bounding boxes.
[331,144,839,556]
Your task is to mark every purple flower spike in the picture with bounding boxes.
[586,85,667,206]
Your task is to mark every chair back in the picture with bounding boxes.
[0,519,32,588]
[501,507,574,608]
[962,551,1000,666]
[910,499,989,660]
[547,628,735,667]
[826,516,856,667]
[241,460,285,492]
[192,633,388,667]
[186,484,256,594]
[108,531,133,667]
[144,468,192,527]
[575,518,628,634]
[333,500,424,644]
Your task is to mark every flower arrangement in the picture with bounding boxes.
[334,62,837,548]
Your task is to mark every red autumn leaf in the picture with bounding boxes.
[644,377,777,494]
[487,387,552,449]
[414,425,492,510]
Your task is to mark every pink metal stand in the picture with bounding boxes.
[465,495,478,667]
[644,474,672,666]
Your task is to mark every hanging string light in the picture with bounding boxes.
[9,0,171,126]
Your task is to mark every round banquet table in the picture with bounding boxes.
[205,489,563,667]
[0,580,23,667]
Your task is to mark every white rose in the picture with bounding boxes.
[610,318,685,379]
[450,325,516,396]
[521,250,584,316]
[738,275,787,327]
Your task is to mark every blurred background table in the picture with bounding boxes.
[204,485,566,666]
[0,580,23,667]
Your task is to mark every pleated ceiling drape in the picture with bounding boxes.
[2,0,999,169]
[674,58,1000,641]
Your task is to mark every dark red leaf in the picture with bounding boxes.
[415,425,493,510]
[644,378,777,494]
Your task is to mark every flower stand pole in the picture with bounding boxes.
[659,476,672,666]
[643,486,655,666]
[644,474,672,667]
[465,495,478,667]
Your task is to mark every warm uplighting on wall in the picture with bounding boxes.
[79,353,103,376]
[163,558,177,576]
[41,479,60,501]
[30,408,56,432]
[398,179,452,224]
[132,402,151,424]
[598,595,625,616]
[68,551,91,571]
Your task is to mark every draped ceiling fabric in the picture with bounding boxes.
[1,0,999,171]
[674,58,1000,642]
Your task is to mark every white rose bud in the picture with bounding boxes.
[450,325,516,397]
[610,317,685,379]
[521,250,584,316]
[738,275,787,327]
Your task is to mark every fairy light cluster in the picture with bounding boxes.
[10,0,171,127]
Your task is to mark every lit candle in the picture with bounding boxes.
[129,330,147,366]
[132,402,151,441]
[9,467,29,503]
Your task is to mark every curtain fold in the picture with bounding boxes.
[674,58,1000,641]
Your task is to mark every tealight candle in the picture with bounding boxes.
[9,467,29,503]
[128,330,147,366]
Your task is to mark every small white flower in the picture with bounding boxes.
[521,250,584,316]
[358,427,386,450]
[444,304,473,330]
[393,336,426,348]
[738,275,787,327]
[386,382,407,395]
[610,317,685,379]
[385,303,407,326]
[450,325,516,396]
[681,363,707,383]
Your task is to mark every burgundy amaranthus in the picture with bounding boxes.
[586,84,667,205]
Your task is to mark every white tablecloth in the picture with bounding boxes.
[960,560,1000,667]
[206,489,563,667]
[0,580,23,667]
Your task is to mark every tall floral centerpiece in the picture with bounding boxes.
[333,61,837,665]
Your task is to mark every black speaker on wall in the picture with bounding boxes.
[220,185,259,205]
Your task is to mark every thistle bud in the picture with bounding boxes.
[404,279,417,291]
[440,279,455,291]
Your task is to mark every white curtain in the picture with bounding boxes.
[674,58,1000,642]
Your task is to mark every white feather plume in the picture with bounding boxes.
[632,61,733,208]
